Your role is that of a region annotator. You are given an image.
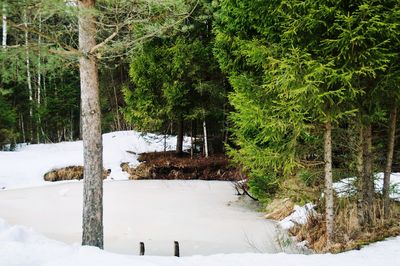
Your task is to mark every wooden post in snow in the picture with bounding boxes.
[139,242,145,256]
[174,241,180,257]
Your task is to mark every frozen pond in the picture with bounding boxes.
[0,180,279,256]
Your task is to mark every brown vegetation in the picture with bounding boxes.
[265,198,295,220]
[122,151,242,181]
[44,166,111,182]
[266,175,400,253]
[289,198,400,253]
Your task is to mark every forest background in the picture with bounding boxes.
[1,0,400,251]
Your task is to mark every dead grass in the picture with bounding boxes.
[44,166,111,182]
[265,198,295,220]
[289,198,400,253]
[268,175,400,253]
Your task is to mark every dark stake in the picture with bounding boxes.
[174,241,180,257]
[140,242,145,256]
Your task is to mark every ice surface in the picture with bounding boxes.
[0,180,279,256]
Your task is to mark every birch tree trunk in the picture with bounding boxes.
[36,14,42,144]
[383,106,397,218]
[2,3,6,48]
[324,121,334,243]
[203,119,208,158]
[24,11,33,142]
[79,0,104,249]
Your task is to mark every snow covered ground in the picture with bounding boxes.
[0,130,399,265]
[0,131,189,190]
[1,215,399,266]
[278,203,315,230]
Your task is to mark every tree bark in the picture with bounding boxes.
[362,123,374,226]
[324,121,334,243]
[383,106,397,218]
[176,117,184,155]
[79,0,104,249]
[356,125,364,226]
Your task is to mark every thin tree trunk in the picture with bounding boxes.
[36,13,42,144]
[362,123,374,226]
[190,120,194,159]
[70,109,74,141]
[2,3,6,48]
[383,106,397,218]
[203,118,208,158]
[79,0,104,249]
[356,125,364,226]
[324,121,334,244]
[20,113,26,143]
[24,11,33,142]
[111,74,121,131]
[176,117,184,155]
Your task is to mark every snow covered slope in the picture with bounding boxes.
[0,131,189,190]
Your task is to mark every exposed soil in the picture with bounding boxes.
[44,166,111,182]
[122,151,243,181]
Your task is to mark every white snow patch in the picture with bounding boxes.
[334,173,400,200]
[278,203,315,230]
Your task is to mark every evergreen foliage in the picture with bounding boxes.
[123,0,228,152]
[214,0,400,201]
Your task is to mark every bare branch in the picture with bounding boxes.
[90,27,118,54]
[7,19,80,56]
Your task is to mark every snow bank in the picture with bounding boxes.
[0,131,189,190]
[278,203,315,230]
[334,173,400,200]
[0,217,399,266]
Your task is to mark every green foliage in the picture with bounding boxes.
[299,170,320,187]
[123,0,228,139]
[213,0,400,202]
[247,172,278,204]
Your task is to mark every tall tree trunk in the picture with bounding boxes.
[79,0,104,249]
[324,121,334,244]
[2,3,6,48]
[362,123,374,226]
[36,14,42,144]
[176,117,184,155]
[203,118,208,158]
[24,11,33,142]
[383,106,397,218]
